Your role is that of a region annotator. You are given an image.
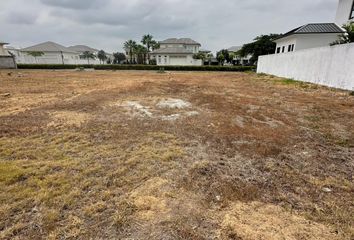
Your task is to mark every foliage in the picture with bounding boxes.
[193,52,207,60]
[26,51,44,58]
[80,51,96,64]
[216,53,225,65]
[216,49,231,65]
[97,50,107,64]
[238,34,281,63]
[17,64,256,72]
[134,44,148,64]
[141,34,158,64]
[26,51,44,63]
[113,52,126,64]
[123,40,138,63]
[331,23,354,46]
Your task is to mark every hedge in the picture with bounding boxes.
[17,64,256,72]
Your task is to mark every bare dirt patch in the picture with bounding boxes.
[0,70,353,239]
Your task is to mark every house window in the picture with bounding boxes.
[164,56,168,64]
[291,44,295,52]
[288,45,292,52]
[276,47,281,54]
[282,46,285,53]
[350,0,354,19]
[158,56,162,64]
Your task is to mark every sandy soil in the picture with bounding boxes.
[0,70,353,239]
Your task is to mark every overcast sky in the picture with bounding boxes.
[0,0,338,54]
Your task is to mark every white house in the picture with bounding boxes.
[257,0,354,91]
[335,0,354,26]
[20,41,81,64]
[227,46,252,65]
[67,45,102,64]
[274,23,344,54]
[151,38,203,66]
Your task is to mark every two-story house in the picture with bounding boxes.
[151,38,203,66]
[274,0,352,54]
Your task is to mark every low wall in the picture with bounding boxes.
[0,56,16,69]
[257,43,354,90]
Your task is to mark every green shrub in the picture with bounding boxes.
[17,64,256,72]
[94,64,255,72]
[17,64,94,69]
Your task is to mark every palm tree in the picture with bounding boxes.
[27,51,44,63]
[135,45,148,64]
[97,50,107,64]
[141,34,154,64]
[124,40,137,64]
[81,51,96,64]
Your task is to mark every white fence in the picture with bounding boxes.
[257,43,354,91]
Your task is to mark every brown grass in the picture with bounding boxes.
[0,69,353,239]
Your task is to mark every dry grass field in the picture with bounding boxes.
[0,70,353,240]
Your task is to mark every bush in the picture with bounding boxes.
[94,64,255,72]
[17,64,256,72]
[17,64,94,69]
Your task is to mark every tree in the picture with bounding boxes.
[141,34,156,64]
[113,52,126,64]
[193,52,207,61]
[124,40,137,64]
[80,51,96,64]
[238,34,280,64]
[134,45,148,64]
[151,41,160,51]
[216,49,231,65]
[331,23,354,46]
[27,51,44,63]
[97,50,107,64]
[216,53,225,65]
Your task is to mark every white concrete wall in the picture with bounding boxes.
[0,44,10,56]
[257,43,354,90]
[335,0,354,26]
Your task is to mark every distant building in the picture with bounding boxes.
[0,41,16,69]
[274,23,344,54]
[227,46,252,65]
[335,0,354,26]
[7,41,111,65]
[20,41,80,64]
[151,38,203,66]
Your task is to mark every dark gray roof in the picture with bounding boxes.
[159,38,201,45]
[277,23,344,40]
[21,41,77,53]
[0,41,9,45]
[68,45,99,53]
[151,46,193,54]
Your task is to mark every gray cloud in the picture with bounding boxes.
[0,0,338,53]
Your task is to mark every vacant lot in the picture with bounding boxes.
[0,70,353,239]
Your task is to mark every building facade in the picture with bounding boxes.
[274,23,344,54]
[151,38,203,66]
